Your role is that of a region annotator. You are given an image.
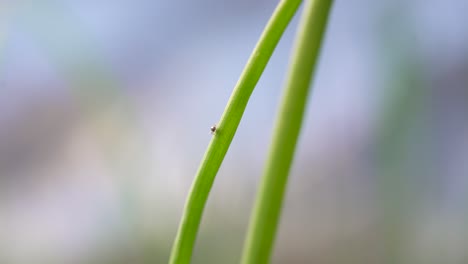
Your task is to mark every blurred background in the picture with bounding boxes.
[1,0,467,263]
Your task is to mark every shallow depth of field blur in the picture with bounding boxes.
[1,1,467,263]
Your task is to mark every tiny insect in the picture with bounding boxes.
[210,124,217,135]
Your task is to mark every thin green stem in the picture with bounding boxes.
[240,1,333,263]
[169,1,302,263]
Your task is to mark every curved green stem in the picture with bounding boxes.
[169,1,302,263]
[241,1,333,263]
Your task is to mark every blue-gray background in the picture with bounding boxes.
[1,0,467,263]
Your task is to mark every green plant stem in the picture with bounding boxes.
[169,1,302,263]
[240,1,333,263]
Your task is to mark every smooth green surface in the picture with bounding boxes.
[241,0,333,263]
[168,1,302,263]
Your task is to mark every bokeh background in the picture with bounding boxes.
[1,0,467,263]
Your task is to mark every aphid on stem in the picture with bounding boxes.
[210,124,217,135]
